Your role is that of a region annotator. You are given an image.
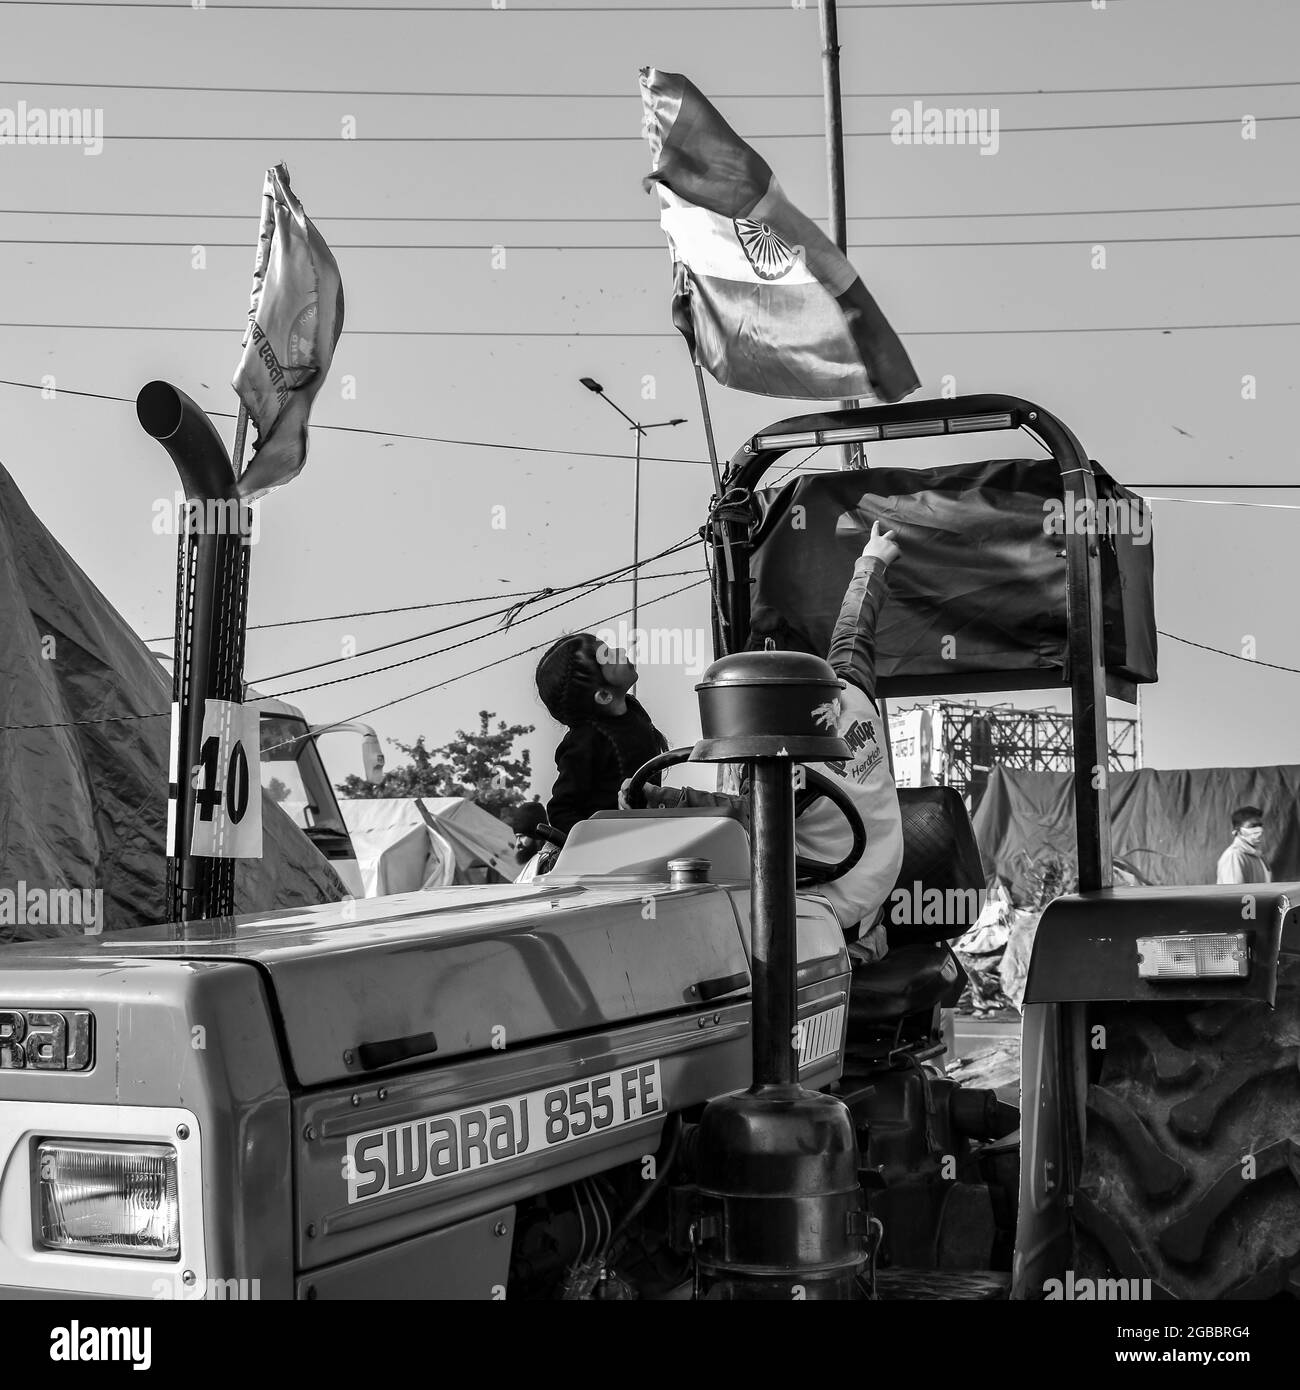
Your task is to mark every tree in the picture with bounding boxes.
[337,711,534,820]
[266,776,293,805]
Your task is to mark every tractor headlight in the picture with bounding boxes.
[1136,932,1248,981]
[35,1140,180,1258]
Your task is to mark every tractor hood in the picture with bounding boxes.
[0,882,849,1087]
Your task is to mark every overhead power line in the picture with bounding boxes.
[1157,631,1300,677]
[3,77,1294,98]
[266,622,1300,728]
[0,1,1140,12]
[0,573,712,736]
[1124,482,1300,490]
[5,376,1300,492]
[771,446,827,487]
[0,377,715,466]
[0,707,166,732]
[2,321,1296,337]
[3,200,1294,223]
[141,568,704,642]
[4,233,1297,250]
[7,614,1300,736]
[26,115,1298,141]
[1143,496,1300,512]
[327,576,713,729]
[249,539,697,687]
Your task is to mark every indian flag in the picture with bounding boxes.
[641,68,918,404]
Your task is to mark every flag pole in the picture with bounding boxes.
[231,172,278,480]
[693,362,738,659]
[817,0,861,472]
[693,362,725,507]
[693,363,735,585]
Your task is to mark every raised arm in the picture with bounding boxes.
[826,520,900,701]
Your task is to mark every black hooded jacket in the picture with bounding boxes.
[545,697,668,834]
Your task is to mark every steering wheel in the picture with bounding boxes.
[623,747,867,887]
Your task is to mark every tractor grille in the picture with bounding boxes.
[798,1003,845,1069]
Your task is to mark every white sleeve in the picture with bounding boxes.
[795,682,904,933]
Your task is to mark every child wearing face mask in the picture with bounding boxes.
[1216,805,1272,884]
[535,633,669,836]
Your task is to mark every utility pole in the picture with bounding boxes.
[818,0,891,762]
[579,378,686,640]
[818,0,862,472]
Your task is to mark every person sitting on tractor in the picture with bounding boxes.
[626,522,905,965]
[535,633,670,836]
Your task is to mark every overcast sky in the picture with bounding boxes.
[2,0,1297,799]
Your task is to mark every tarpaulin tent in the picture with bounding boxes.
[340,797,516,896]
[0,463,348,941]
[972,763,1300,895]
[749,458,1156,697]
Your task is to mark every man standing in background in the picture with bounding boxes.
[1216,805,1272,884]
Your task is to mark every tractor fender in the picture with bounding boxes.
[1023,884,1298,1008]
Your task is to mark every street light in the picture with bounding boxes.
[579,378,686,641]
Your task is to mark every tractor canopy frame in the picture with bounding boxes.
[708,393,1116,893]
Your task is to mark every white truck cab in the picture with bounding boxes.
[247,692,385,899]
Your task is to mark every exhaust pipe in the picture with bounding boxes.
[137,381,238,502]
[138,382,251,924]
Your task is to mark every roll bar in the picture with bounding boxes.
[711,394,1111,891]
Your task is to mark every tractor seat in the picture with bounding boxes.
[848,941,965,1028]
[885,786,988,949]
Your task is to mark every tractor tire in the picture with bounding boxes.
[1073,955,1300,1300]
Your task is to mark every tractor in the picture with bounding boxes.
[705,393,1298,1300]
[0,390,1293,1300]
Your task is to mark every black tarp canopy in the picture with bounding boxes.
[972,763,1300,894]
[0,463,347,941]
[748,457,1156,697]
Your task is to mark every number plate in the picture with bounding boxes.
[189,699,263,859]
[344,1060,663,1204]
[0,1009,93,1071]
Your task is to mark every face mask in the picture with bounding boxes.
[1239,825,1264,846]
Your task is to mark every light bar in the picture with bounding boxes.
[820,425,882,445]
[882,420,945,438]
[36,1140,180,1258]
[751,411,1016,454]
[948,412,1014,434]
[754,430,819,450]
[1136,933,1249,981]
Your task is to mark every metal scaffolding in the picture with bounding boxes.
[898,701,1140,808]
